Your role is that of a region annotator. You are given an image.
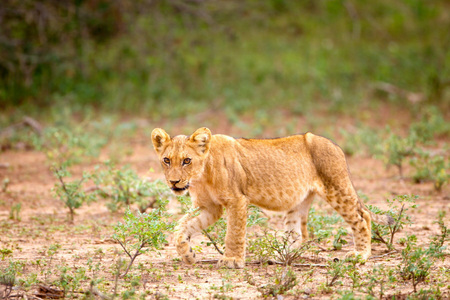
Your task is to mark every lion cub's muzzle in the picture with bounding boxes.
[168,180,189,194]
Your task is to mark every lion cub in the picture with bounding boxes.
[151,127,393,268]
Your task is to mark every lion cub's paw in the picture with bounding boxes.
[217,257,245,269]
[345,250,370,262]
[176,241,197,265]
[181,252,197,264]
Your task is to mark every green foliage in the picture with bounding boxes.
[248,230,312,266]
[340,107,449,191]
[37,126,107,168]
[56,266,88,297]
[9,203,21,221]
[333,227,349,251]
[92,162,172,212]
[339,127,381,156]
[52,167,96,222]
[368,195,417,250]
[113,204,174,276]
[0,248,13,260]
[410,149,449,192]
[0,273,15,299]
[257,267,298,297]
[0,0,126,104]
[2,178,10,192]
[398,212,448,293]
[376,129,417,178]
[362,265,395,299]
[410,106,450,143]
[2,1,449,116]
[113,206,173,253]
[323,259,346,289]
[308,207,343,243]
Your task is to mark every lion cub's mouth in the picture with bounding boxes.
[171,184,189,192]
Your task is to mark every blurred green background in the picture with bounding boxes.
[1,0,449,124]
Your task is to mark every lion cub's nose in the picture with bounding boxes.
[170,180,181,185]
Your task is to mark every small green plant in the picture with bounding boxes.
[345,259,362,292]
[248,230,311,266]
[410,106,450,144]
[0,273,15,299]
[308,207,343,243]
[362,264,394,299]
[113,202,174,277]
[410,149,449,192]
[377,129,417,178]
[399,235,432,293]
[1,178,10,192]
[325,259,346,288]
[42,243,61,281]
[257,267,298,297]
[339,127,381,157]
[9,203,21,221]
[37,126,106,168]
[0,248,13,260]
[333,227,349,251]
[427,211,449,258]
[53,166,96,222]
[398,213,448,293]
[56,265,88,297]
[369,195,417,250]
[92,162,171,212]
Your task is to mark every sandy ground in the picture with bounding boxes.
[0,132,449,299]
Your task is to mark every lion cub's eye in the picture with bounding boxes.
[183,158,191,165]
[163,157,170,165]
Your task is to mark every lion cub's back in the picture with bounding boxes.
[231,134,323,210]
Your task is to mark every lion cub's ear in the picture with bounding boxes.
[151,128,171,154]
[189,127,212,155]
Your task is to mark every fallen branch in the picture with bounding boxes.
[35,285,64,299]
[23,116,43,135]
[0,116,43,138]
[369,250,398,260]
[373,82,424,104]
[199,259,327,268]
[265,260,327,268]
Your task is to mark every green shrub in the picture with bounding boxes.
[376,129,417,178]
[257,267,298,297]
[398,212,448,293]
[37,126,106,168]
[308,207,343,243]
[52,167,96,222]
[410,149,449,192]
[368,195,417,250]
[92,162,172,212]
[113,203,174,276]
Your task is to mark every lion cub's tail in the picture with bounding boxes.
[368,210,395,226]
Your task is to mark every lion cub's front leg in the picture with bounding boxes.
[218,196,248,269]
[174,205,222,265]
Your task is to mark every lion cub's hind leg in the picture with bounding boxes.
[174,203,223,265]
[325,186,372,260]
[284,193,314,245]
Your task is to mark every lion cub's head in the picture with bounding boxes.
[151,127,212,195]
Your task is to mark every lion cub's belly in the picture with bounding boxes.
[247,183,311,212]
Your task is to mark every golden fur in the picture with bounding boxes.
[151,127,393,268]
